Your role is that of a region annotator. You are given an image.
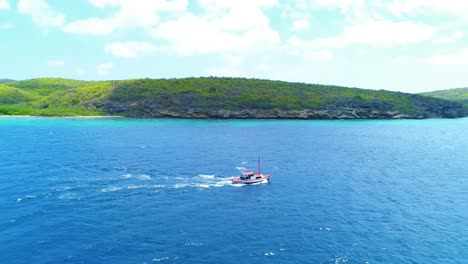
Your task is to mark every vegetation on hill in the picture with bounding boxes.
[421,88,468,107]
[0,84,38,104]
[7,78,103,96]
[0,77,464,118]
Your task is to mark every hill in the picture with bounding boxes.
[0,77,464,119]
[421,88,468,108]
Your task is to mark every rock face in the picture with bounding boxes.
[102,97,465,119]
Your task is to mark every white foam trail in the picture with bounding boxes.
[101,186,123,192]
[127,184,146,190]
[58,192,79,199]
[173,183,189,189]
[198,174,215,179]
[184,242,204,247]
[121,174,132,179]
[152,257,170,262]
[16,195,37,202]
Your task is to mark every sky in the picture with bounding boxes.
[1,0,468,92]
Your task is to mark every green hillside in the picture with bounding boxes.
[421,88,468,107]
[7,78,104,96]
[108,78,415,111]
[0,84,38,104]
[0,77,464,118]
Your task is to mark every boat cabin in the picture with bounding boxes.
[240,170,262,180]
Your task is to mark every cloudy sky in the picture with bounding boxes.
[1,0,467,92]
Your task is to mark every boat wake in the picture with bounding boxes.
[96,173,246,192]
[14,171,267,204]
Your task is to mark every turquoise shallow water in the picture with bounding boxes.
[1,117,467,263]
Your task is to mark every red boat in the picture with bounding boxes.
[232,156,272,184]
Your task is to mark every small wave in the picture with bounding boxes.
[120,174,133,179]
[58,192,79,200]
[173,183,189,189]
[101,186,123,192]
[334,258,349,264]
[16,195,37,202]
[127,184,146,190]
[264,252,275,256]
[184,242,205,247]
[138,174,152,180]
[152,257,170,262]
[56,186,72,191]
[235,166,247,171]
[198,174,215,179]
[241,162,247,164]
[320,227,333,231]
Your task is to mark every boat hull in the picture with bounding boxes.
[232,174,272,184]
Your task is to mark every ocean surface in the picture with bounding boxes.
[1,117,467,264]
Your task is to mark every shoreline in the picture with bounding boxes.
[0,115,123,119]
[0,114,466,120]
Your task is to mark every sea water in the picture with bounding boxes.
[0,117,467,263]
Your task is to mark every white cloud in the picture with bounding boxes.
[427,50,468,65]
[224,55,244,65]
[0,23,14,29]
[287,19,434,61]
[0,0,9,10]
[97,62,113,76]
[76,68,86,76]
[63,17,120,36]
[47,60,65,66]
[152,3,280,55]
[198,0,277,31]
[63,0,279,58]
[287,37,336,61]
[283,0,371,22]
[257,64,270,72]
[104,41,163,58]
[342,20,435,46]
[63,0,187,35]
[433,30,463,44]
[389,0,468,17]
[18,0,65,30]
[292,19,309,30]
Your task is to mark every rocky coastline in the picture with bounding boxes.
[103,100,465,119]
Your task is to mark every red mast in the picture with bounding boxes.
[258,155,261,175]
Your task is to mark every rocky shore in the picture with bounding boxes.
[103,99,465,119]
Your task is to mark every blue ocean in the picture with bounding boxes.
[1,117,467,264]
